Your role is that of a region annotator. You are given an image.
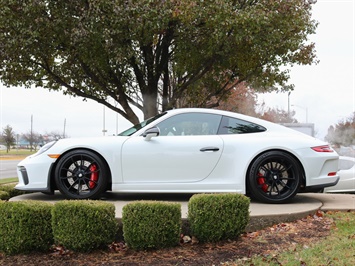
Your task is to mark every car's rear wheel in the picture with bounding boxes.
[247,151,301,203]
[54,150,108,199]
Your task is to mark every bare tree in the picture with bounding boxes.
[325,112,355,147]
[22,131,42,152]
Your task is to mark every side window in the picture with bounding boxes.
[218,116,266,134]
[156,113,222,136]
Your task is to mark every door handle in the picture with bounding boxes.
[200,147,220,152]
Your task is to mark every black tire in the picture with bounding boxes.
[247,151,302,204]
[54,149,109,199]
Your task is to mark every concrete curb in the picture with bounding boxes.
[10,192,355,232]
[246,195,322,232]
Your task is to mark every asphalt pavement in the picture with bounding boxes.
[0,159,20,179]
[10,192,355,232]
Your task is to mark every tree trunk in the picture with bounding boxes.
[142,90,158,120]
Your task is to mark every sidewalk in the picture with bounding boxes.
[10,192,355,232]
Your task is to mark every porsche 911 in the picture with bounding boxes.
[16,108,339,203]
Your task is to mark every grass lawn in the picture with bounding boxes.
[0,149,35,159]
[235,211,355,265]
[0,177,18,185]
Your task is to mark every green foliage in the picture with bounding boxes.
[0,194,252,255]
[51,200,118,252]
[0,191,9,200]
[0,200,53,255]
[0,0,318,122]
[188,193,250,243]
[122,201,181,250]
[0,183,27,198]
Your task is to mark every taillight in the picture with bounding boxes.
[311,145,334,152]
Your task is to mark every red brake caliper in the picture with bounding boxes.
[89,164,98,189]
[257,173,268,192]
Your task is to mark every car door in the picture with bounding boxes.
[121,113,224,183]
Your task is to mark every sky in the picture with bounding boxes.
[0,0,354,140]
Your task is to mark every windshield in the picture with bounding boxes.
[118,112,167,136]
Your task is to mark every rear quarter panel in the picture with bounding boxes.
[212,131,337,192]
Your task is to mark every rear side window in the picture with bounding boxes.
[218,116,266,134]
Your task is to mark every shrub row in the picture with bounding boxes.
[0,190,9,200]
[0,200,117,255]
[0,193,250,255]
[0,183,27,200]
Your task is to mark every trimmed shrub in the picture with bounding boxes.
[52,200,118,252]
[0,191,10,200]
[0,183,27,198]
[122,201,181,250]
[0,200,53,255]
[188,193,250,243]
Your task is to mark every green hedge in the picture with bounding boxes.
[188,193,250,243]
[52,200,118,252]
[0,191,9,200]
[0,200,53,255]
[0,183,27,198]
[122,201,181,250]
[0,193,251,254]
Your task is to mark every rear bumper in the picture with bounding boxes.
[300,175,340,193]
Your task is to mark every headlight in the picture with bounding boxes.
[31,141,57,157]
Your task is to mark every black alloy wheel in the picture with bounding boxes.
[54,150,109,199]
[247,151,302,203]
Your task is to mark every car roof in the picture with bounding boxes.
[152,108,309,137]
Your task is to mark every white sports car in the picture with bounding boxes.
[324,156,355,193]
[16,108,339,203]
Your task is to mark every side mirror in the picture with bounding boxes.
[143,127,160,141]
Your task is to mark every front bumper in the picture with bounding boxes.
[15,155,56,193]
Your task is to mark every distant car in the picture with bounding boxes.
[324,156,355,193]
[16,108,339,204]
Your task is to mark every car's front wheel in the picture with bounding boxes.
[247,151,302,203]
[54,150,109,199]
